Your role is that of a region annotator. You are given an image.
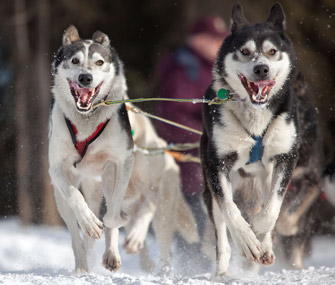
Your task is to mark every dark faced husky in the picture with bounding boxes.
[200,3,299,279]
[49,25,134,272]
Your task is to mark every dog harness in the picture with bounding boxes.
[249,135,263,164]
[65,117,110,162]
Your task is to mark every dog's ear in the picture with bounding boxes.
[231,3,249,33]
[267,3,286,31]
[62,25,80,46]
[92,30,110,47]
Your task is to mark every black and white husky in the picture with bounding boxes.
[49,25,134,272]
[200,3,300,278]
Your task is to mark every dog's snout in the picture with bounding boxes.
[78,73,93,86]
[253,64,269,79]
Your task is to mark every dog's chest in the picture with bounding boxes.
[74,150,111,176]
[213,108,297,165]
[71,123,131,177]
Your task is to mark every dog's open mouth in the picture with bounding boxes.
[68,80,103,112]
[238,74,276,105]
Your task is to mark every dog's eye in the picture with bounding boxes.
[269,49,277,56]
[96,60,104,66]
[71,58,80,64]
[240,48,251,56]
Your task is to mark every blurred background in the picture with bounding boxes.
[0,0,334,225]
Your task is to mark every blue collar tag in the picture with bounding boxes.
[248,135,263,164]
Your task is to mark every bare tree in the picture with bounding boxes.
[14,0,61,225]
[35,0,61,225]
[14,0,33,225]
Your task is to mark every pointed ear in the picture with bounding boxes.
[62,25,80,46]
[267,3,286,30]
[92,30,110,47]
[231,3,249,33]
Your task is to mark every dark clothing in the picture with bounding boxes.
[156,46,214,197]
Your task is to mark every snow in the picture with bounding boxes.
[1,217,335,284]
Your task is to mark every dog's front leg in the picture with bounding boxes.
[101,155,133,272]
[102,154,134,229]
[123,193,156,254]
[49,163,104,240]
[204,153,262,278]
[252,154,298,265]
[103,227,121,271]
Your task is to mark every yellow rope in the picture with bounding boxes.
[126,104,203,135]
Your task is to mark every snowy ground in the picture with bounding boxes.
[1,217,335,285]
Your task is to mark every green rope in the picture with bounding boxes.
[93,94,233,109]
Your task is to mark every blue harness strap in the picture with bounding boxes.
[248,135,263,164]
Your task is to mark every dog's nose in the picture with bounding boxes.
[253,64,269,79]
[78,73,93,86]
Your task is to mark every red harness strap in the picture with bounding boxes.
[65,117,110,158]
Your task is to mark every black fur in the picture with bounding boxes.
[53,42,86,73]
[118,104,134,150]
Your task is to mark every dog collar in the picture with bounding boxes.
[65,116,110,162]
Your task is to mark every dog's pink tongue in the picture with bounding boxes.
[256,81,275,97]
[77,88,92,105]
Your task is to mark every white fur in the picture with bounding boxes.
[262,113,297,159]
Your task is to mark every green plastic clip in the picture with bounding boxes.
[217,88,229,100]
[131,129,134,136]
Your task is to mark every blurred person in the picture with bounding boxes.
[155,16,228,237]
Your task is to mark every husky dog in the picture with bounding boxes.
[200,3,300,278]
[49,25,134,272]
[125,106,199,271]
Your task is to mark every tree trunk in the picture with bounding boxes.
[14,0,32,225]
[35,0,62,225]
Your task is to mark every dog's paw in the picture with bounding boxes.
[102,249,122,272]
[229,220,262,263]
[259,235,275,266]
[123,227,146,254]
[259,250,275,265]
[211,271,232,283]
[103,210,129,229]
[74,267,89,274]
[78,209,103,239]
